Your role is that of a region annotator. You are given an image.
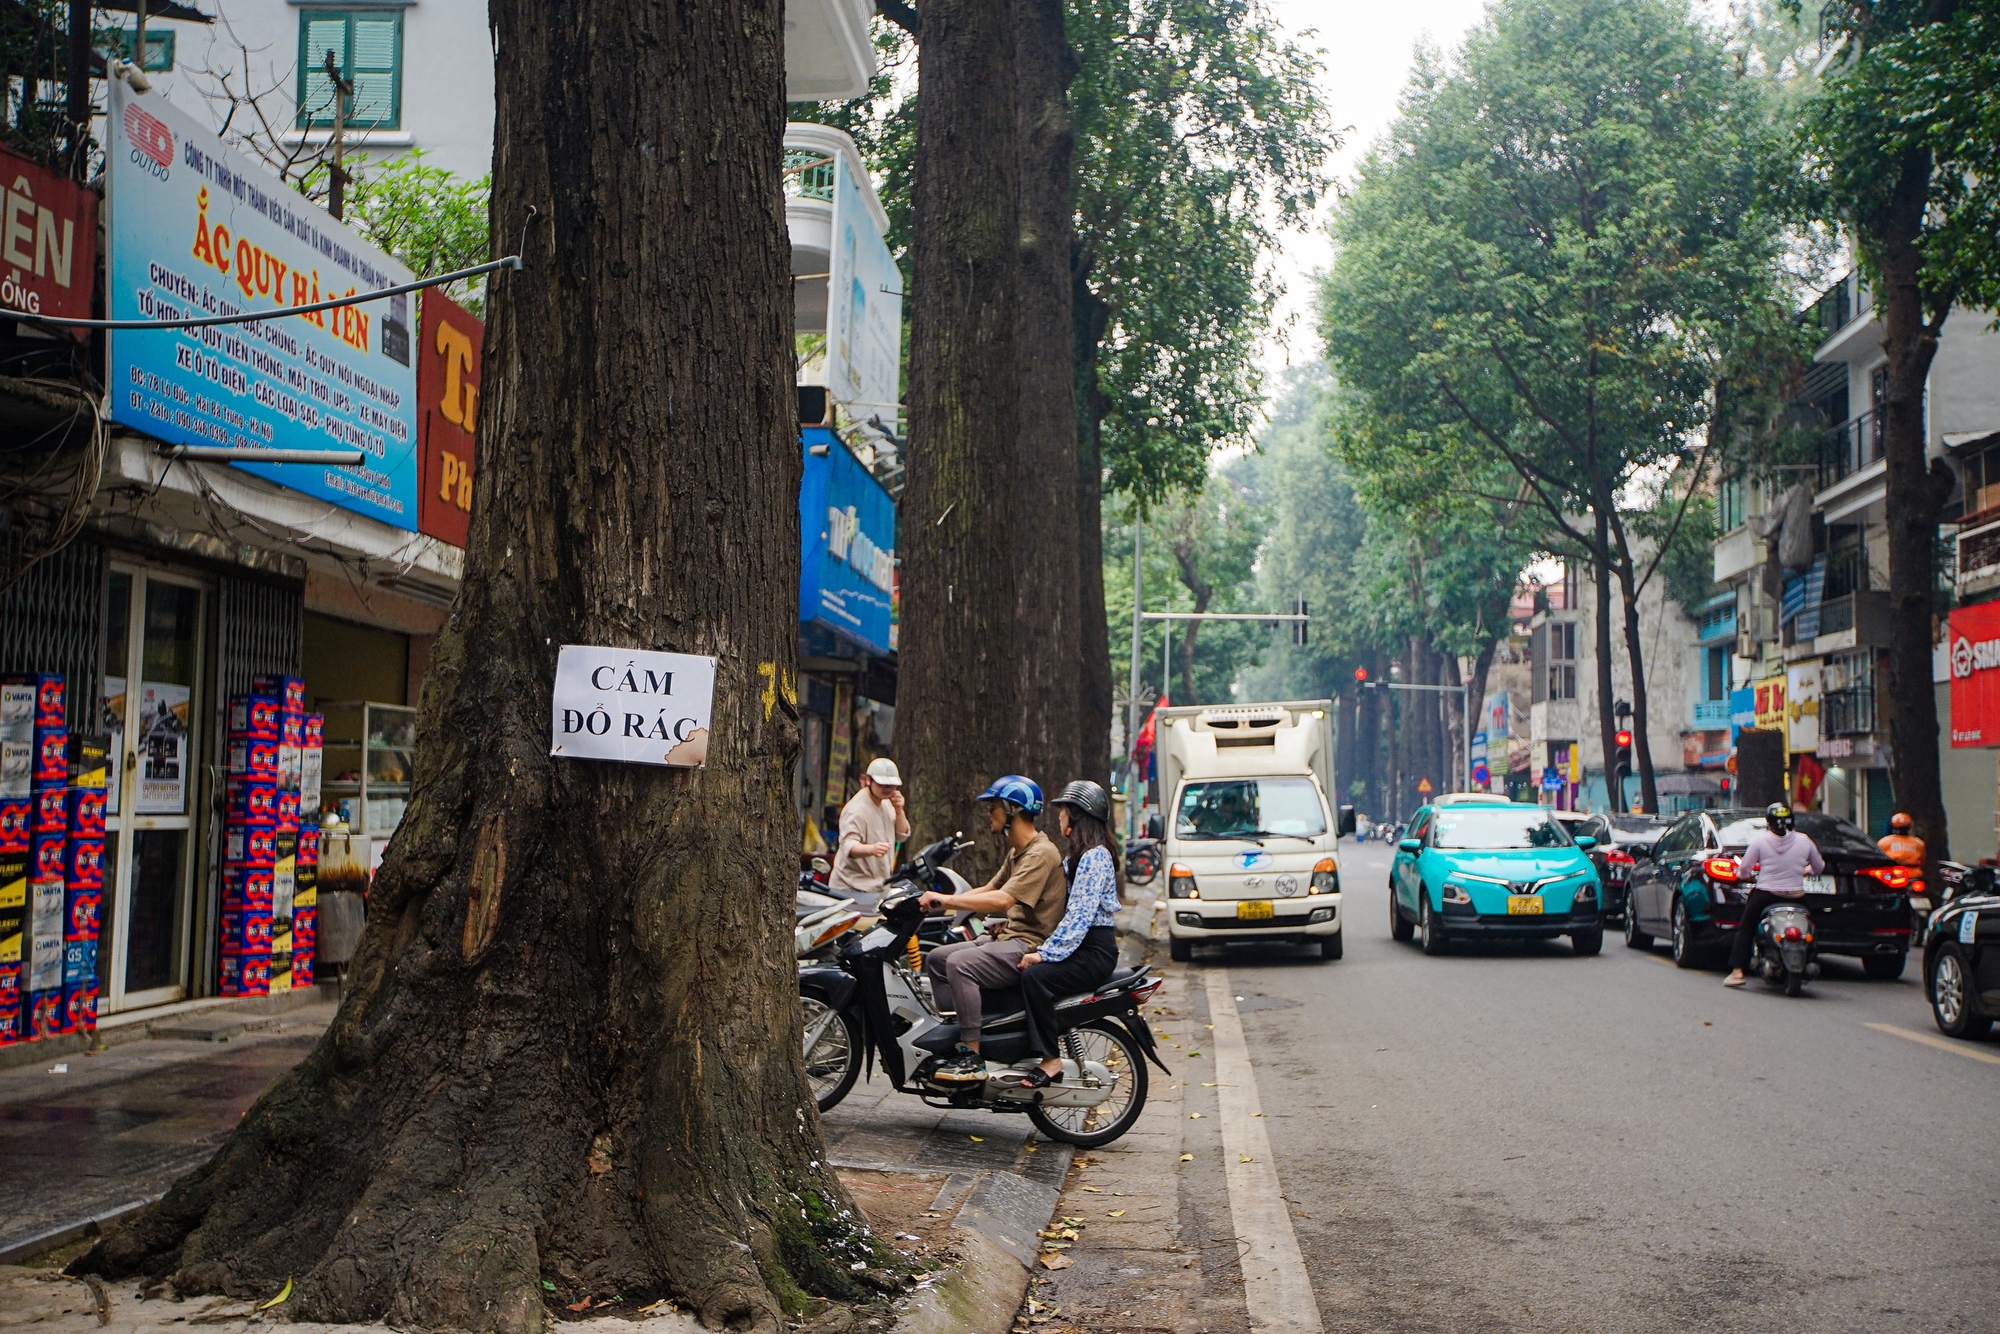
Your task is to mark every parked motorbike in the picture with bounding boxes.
[798,837,1167,1145]
[1752,900,1820,996]
[797,887,868,963]
[1124,836,1161,886]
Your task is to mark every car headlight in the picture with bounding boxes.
[1311,857,1339,894]
[1573,879,1597,899]
[1168,864,1199,899]
[1308,906,1334,924]
[1441,883,1472,905]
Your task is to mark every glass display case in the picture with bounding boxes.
[320,701,417,850]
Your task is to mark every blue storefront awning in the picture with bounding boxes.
[799,427,896,657]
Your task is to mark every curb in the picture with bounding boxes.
[0,984,339,1073]
[0,1197,157,1266]
[888,1144,1074,1334]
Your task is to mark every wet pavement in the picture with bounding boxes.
[0,1007,334,1261]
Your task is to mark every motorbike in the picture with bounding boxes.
[799,835,1168,1146]
[1751,899,1821,996]
[1124,835,1161,886]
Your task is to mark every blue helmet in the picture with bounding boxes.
[977,774,1044,816]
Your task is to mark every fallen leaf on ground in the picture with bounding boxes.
[1039,1253,1074,1271]
[637,1300,672,1313]
[1239,1155,1254,1163]
[969,1135,984,1142]
[1180,1154,1193,1162]
[1187,1050,1202,1057]
[567,1297,594,1312]
[1189,1113,1203,1119]
[257,1279,294,1311]
[1080,1185,1102,1192]
[1252,1112,1264,1118]
[1202,1082,1218,1087]
[1108,1210,1126,1217]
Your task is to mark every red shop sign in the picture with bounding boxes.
[1948,599,2000,748]
[416,289,481,548]
[0,145,97,340]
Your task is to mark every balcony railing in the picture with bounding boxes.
[1817,408,1885,492]
[1961,511,2000,581]
[1822,686,1876,737]
[783,148,836,202]
[1692,699,1731,728]
[1806,268,1870,342]
[1814,590,1892,645]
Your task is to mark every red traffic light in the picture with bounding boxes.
[1614,729,1632,748]
[1354,666,1369,682]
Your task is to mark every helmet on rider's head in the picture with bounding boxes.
[1051,779,1112,825]
[1766,801,1794,836]
[976,775,1044,817]
[1889,811,1913,832]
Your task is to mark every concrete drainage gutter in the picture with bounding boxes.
[890,1151,1073,1334]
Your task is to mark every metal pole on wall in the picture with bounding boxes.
[1127,521,1143,841]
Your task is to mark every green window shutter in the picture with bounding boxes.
[296,11,403,130]
[347,15,401,128]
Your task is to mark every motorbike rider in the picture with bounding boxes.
[1724,801,1825,988]
[1877,812,1925,869]
[919,776,1069,1083]
[1004,781,1124,1089]
[830,757,911,899]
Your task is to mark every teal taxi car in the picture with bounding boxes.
[1389,801,1604,956]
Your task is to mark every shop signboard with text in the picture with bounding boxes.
[0,143,97,335]
[1948,599,2000,747]
[799,428,895,656]
[824,154,903,421]
[417,290,481,547]
[104,82,419,530]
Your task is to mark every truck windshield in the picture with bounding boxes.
[1431,808,1572,850]
[1176,777,1326,840]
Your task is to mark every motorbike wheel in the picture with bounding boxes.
[1930,948,1992,1039]
[1783,968,1805,997]
[800,989,863,1113]
[1863,952,1907,981]
[1623,903,1653,951]
[1390,885,1414,942]
[1028,1020,1150,1148]
[1419,895,1449,956]
[1671,901,1701,970]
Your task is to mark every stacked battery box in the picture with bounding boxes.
[2,675,68,1042]
[294,712,323,988]
[62,735,107,1034]
[221,677,318,996]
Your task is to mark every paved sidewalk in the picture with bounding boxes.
[0,1005,337,1263]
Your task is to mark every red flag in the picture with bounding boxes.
[1132,693,1169,774]
[1793,753,1827,809]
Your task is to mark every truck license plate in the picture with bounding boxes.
[1803,875,1836,895]
[1237,900,1274,920]
[1507,895,1544,915]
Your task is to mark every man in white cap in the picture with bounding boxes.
[830,757,909,899]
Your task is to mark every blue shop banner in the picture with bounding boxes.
[104,82,419,530]
[799,428,895,655]
[1729,687,1756,744]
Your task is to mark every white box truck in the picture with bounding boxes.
[1156,699,1353,961]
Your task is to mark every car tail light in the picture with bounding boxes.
[1607,848,1636,866]
[1311,857,1339,894]
[1169,864,1199,899]
[1704,857,1741,882]
[1861,865,1916,891]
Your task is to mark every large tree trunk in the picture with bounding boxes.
[899,0,1022,874]
[1606,515,1660,814]
[1872,142,1955,865]
[1590,512,1620,812]
[1012,0,1083,792]
[76,5,863,1332]
[1073,287,1113,784]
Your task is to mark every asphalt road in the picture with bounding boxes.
[1153,839,2000,1334]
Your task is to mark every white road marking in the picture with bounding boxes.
[1864,1022,2000,1067]
[1204,968,1322,1334]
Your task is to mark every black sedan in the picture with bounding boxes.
[1555,811,1670,926]
[1623,809,1915,977]
[1923,862,2000,1040]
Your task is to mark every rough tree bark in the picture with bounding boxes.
[1170,531,1214,705]
[1073,283,1114,784]
[1589,515,1621,812]
[898,0,1023,874]
[1872,140,1956,864]
[75,5,870,1331]
[1012,0,1084,791]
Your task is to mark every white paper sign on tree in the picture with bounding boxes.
[549,646,717,767]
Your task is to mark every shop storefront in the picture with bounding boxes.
[795,425,898,852]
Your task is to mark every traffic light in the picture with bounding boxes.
[1354,665,1369,683]
[1611,729,1634,793]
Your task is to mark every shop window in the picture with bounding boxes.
[298,10,403,130]
[1705,646,1728,702]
